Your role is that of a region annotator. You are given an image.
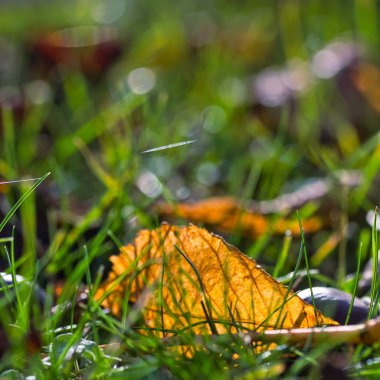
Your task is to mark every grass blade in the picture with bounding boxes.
[369,207,379,319]
[141,140,197,153]
[174,244,218,335]
[0,172,51,234]
[297,211,318,323]
[345,242,363,325]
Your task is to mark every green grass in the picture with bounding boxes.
[1,0,380,378]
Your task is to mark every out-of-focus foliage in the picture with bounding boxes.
[0,1,380,377]
[0,0,379,316]
[0,0,379,302]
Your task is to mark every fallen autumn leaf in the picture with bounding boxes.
[155,197,325,237]
[95,224,337,336]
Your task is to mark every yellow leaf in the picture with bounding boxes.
[95,224,337,335]
[156,197,324,237]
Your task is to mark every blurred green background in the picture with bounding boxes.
[0,0,379,284]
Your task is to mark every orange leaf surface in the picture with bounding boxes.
[156,197,324,237]
[95,224,337,336]
[0,183,9,193]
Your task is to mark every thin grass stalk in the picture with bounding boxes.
[0,172,51,234]
[174,244,218,335]
[345,242,363,325]
[273,230,292,278]
[369,207,378,319]
[297,211,318,324]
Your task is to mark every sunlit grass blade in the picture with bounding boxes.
[267,231,306,331]
[311,232,340,267]
[46,189,116,273]
[369,207,379,319]
[74,137,118,190]
[0,178,42,185]
[297,211,318,323]
[273,230,292,278]
[174,244,218,335]
[141,140,197,153]
[345,242,363,325]
[0,172,50,234]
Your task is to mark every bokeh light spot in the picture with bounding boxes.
[128,67,156,94]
